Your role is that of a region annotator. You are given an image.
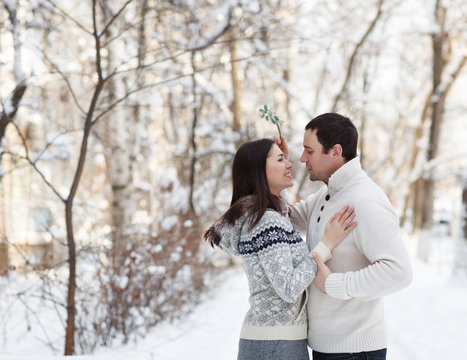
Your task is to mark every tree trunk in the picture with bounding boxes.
[229,32,242,134]
[400,89,432,228]
[0,237,8,276]
[359,70,370,168]
[462,176,467,240]
[419,1,447,230]
[100,3,141,259]
[63,0,107,350]
[0,0,28,279]
[0,2,27,151]
[64,200,76,355]
[188,52,198,213]
[454,174,467,275]
[63,72,104,353]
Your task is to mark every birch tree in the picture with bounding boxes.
[0,0,27,147]
[0,0,28,273]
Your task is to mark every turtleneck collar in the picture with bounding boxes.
[327,157,362,195]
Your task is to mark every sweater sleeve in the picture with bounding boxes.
[312,241,332,263]
[248,212,318,303]
[325,197,413,300]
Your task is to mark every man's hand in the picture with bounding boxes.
[312,252,332,293]
[274,136,290,160]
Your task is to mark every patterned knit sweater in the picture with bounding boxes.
[212,198,331,340]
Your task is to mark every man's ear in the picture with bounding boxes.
[331,144,343,158]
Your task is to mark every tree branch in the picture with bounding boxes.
[332,0,384,111]
[98,0,134,38]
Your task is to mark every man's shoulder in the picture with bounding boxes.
[344,177,396,219]
[356,177,390,201]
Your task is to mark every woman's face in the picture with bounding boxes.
[266,144,293,196]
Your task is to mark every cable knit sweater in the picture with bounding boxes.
[289,157,412,353]
[211,197,331,341]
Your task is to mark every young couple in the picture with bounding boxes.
[204,113,412,360]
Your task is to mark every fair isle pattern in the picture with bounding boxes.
[238,210,317,333]
[238,225,303,255]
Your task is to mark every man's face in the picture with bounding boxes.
[300,129,335,184]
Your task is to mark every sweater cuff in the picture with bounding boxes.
[312,241,332,263]
[325,273,351,300]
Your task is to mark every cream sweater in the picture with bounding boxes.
[289,157,412,353]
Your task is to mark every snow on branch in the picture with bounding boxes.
[255,62,314,120]
[187,3,234,52]
[432,55,467,102]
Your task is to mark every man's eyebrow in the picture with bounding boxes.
[303,145,312,149]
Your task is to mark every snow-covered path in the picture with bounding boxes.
[1,236,466,360]
[136,235,467,360]
[385,260,467,359]
[101,236,467,360]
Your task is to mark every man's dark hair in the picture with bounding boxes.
[305,113,358,161]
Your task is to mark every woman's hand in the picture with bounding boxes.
[274,136,290,160]
[322,205,357,251]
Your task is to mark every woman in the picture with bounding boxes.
[204,139,356,360]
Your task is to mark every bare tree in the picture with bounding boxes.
[413,0,467,231]
[0,0,27,146]
[0,0,28,273]
[331,0,384,112]
[3,0,138,353]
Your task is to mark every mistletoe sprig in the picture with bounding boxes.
[259,104,285,139]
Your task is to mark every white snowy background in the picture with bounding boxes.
[1,228,466,360]
[1,0,466,359]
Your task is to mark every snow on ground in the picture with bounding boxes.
[1,233,466,360]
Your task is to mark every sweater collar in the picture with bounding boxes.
[327,157,362,195]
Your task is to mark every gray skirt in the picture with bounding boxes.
[237,339,309,360]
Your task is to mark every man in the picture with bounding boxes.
[278,113,412,359]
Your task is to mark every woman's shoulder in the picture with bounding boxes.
[252,209,292,233]
[240,210,301,254]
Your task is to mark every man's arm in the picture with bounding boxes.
[319,197,412,300]
[288,194,323,234]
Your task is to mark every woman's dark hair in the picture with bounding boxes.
[204,138,285,247]
[305,113,358,161]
